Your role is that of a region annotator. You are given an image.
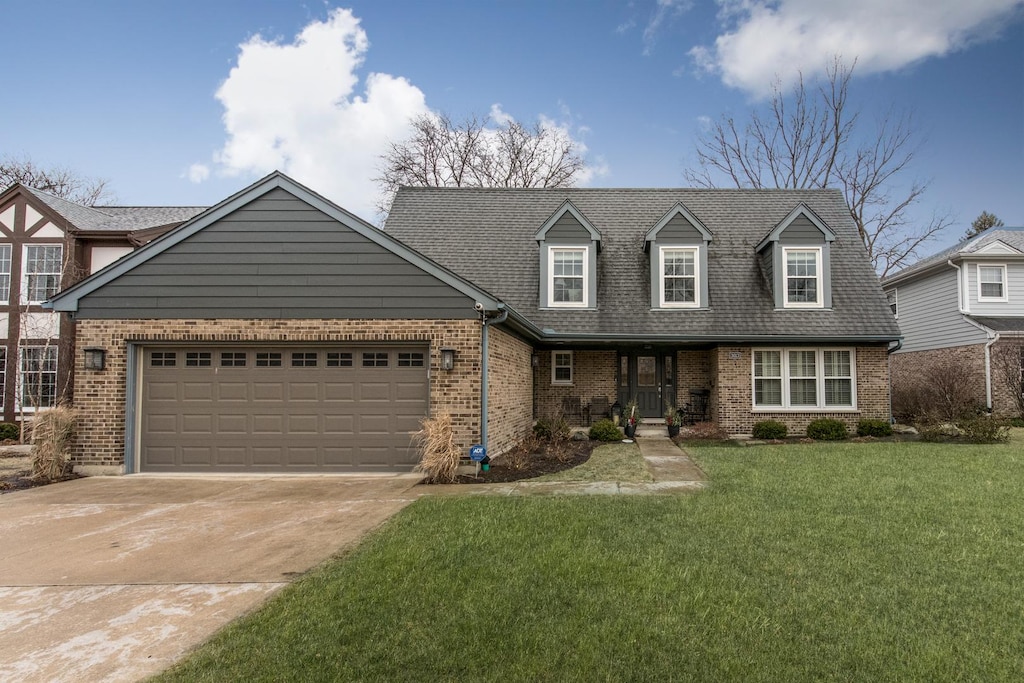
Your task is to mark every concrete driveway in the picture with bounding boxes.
[0,474,422,682]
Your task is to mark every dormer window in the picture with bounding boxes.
[550,247,587,306]
[659,246,699,308]
[756,204,835,310]
[645,203,712,310]
[783,247,823,308]
[978,265,1007,302]
[535,201,601,310]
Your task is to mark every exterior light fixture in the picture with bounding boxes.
[84,347,106,371]
[531,354,540,367]
[440,347,456,371]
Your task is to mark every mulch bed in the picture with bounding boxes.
[449,439,595,484]
[0,448,79,493]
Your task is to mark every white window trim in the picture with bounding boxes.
[17,344,58,413]
[21,243,64,305]
[977,263,1008,303]
[0,244,11,304]
[886,288,898,319]
[751,347,857,411]
[782,247,824,309]
[547,246,588,308]
[551,350,573,385]
[658,246,700,309]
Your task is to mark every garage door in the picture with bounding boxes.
[139,346,428,472]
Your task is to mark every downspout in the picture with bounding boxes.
[479,306,509,450]
[984,332,1001,412]
[947,259,966,313]
[887,339,902,424]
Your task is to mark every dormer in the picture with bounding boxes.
[535,201,601,309]
[644,203,713,309]
[756,204,836,310]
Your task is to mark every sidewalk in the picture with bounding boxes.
[420,435,706,496]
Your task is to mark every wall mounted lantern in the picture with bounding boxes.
[531,354,540,367]
[84,347,106,371]
[440,347,456,371]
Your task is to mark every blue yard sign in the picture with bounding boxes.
[469,445,487,462]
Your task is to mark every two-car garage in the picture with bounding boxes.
[139,345,429,473]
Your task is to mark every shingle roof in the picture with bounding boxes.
[385,187,899,341]
[883,228,1024,284]
[968,316,1024,334]
[21,186,206,233]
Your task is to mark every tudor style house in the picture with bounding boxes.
[0,183,204,424]
[47,172,898,476]
[882,228,1024,417]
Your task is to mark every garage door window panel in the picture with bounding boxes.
[220,352,246,367]
[327,352,353,367]
[186,352,212,367]
[151,352,176,367]
[256,352,282,367]
[291,352,318,367]
[363,352,389,367]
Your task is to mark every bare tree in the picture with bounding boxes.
[991,343,1024,418]
[686,58,951,276]
[0,155,114,206]
[376,112,586,215]
[965,211,1004,240]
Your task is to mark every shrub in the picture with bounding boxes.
[806,418,848,441]
[589,419,623,442]
[413,412,461,483]
[959,417,1011,444]
[892,357,985,425]
[501,438,535,471]
[856,419,893,437]
[685,421,731,441]
[752,420,787,440]
[31,406,78,481]
[0,422,20,441]
[533,416,570,441]
[1007,417,1024,428]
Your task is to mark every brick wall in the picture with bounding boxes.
[71,318,482,472]
[676,349,713,414]
[991,340,1024,417]
[890,344,987,418]
[534,350,617,424]
[714,345,891,434]
[486,327,534,455]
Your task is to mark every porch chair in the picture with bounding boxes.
[561,396,584,425]
[588,396,610,425]
[682,389,711,425]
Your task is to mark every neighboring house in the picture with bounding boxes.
[0,183,205,424]
[48,172,898,476]
[882,228,1024,416]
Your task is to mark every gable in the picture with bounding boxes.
[0,188,70,239]
[544,212,591,240]
[779,215,826,243]
[61,181,485,320]
[972,240,1022,255]
[657,214,703,240]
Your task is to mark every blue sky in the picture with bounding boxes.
[3,1,1022,252]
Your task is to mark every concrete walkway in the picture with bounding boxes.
[421,435,706,497]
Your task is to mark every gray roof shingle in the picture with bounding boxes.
[884,228,1024,284]
[385,187,900,341]
[968,316,1024,333]
[22,186,206,233]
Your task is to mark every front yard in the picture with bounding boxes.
[157,438,1024,682]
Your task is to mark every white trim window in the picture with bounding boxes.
[978,264,1007,302]
[548,247,587,307]
[659,247,699,308]
[0,244,11,302]
[20,345,58,410]
[752,348,856,410]
[886,289,898,318]
[552,350,573,385]
[23,245,63,304]
[783,247,823,308]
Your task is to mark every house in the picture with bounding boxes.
[47,172,898,475]
[0,183,204,424]
[882,228,1024,417]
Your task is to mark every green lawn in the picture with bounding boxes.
[156,439,1024,682]
[533,441,652,483]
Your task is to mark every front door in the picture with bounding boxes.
[619,352,675,418]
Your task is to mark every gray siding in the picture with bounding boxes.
[657,214,703,240]
[778,216,826,243]
[963,261,1024,316]
[74,190,478,319]
[890,269,988,353]
[545,213,591,239]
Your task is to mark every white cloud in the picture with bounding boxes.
[691,0,1024,97]
[201,8,428,218]
[644,0,695,55]
[186,163,210,183]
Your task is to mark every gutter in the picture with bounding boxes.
[948,259,968,313]
[479,305,509,451]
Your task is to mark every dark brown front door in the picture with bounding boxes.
[619,352,675,418]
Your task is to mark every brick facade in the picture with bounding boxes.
[714,345,891,433]
[676,349,713,414]
[71,318,483,473]
[533,350,617,422]
[892,342,1024,418]
[486,327,534,455]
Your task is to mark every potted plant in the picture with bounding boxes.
[623,399,642,438]
[664,406,681,437]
